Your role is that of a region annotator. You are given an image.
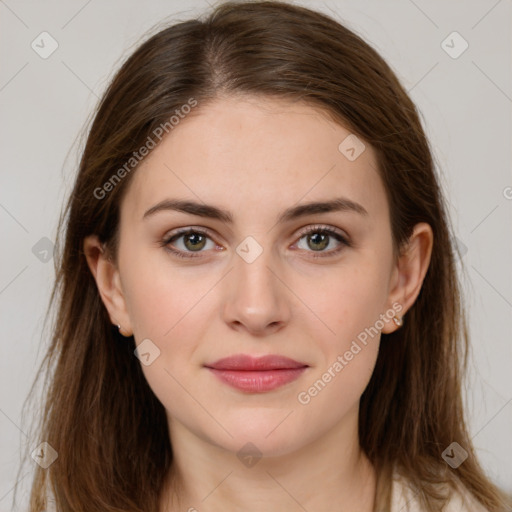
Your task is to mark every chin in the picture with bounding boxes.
[207,412,307,457]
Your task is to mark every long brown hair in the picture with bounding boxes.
[19,1,511,511]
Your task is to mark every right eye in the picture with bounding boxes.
[161,228,220,259]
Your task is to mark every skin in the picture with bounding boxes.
[84,95,433,512]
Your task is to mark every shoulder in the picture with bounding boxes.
[390,472,490,512]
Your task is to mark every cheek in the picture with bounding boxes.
[294,266,385,418]
[122,281,208,427]
[298,256,391,343]
[119,252,216,401]
[302,280,382,400]
[291,255,388,404]
[294,341,379,444]
[121,245,215,338]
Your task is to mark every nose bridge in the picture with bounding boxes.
[223,235,289,332]
[234,236,279,305]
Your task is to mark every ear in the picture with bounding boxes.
[83,234,133,336]
[381,222,433,334]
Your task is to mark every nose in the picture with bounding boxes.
[222,244,291,337]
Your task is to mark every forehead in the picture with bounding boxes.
[121,95,387,224]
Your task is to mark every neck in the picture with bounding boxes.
[159,405,376,512]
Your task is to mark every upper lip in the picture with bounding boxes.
[205,354,308,371]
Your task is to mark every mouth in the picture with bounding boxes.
[204,354,309,393]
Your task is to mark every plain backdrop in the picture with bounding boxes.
[1,0,511,509]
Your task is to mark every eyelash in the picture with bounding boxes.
[160,225,351,260]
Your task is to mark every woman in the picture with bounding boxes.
[22,1,511,511]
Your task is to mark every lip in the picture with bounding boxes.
[206,354,307,371]
[204,354,309,393]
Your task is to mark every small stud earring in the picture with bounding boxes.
[114,320,133,337]
[116,323,130,337]
[393,315,403,327]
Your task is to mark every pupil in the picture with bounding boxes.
[309,233,328,251]
[185,233,205,251]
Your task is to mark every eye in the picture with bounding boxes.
[161,228,219,259]
[160,225,351,260]
[293,225,350,258]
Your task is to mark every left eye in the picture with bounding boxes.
[293,226,350,257]
[298,228,348,256]
[161,226,350,259]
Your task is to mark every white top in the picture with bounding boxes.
[391,473,489,511]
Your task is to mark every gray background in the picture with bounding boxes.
[1,0,511,509]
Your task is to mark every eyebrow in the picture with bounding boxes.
[142,197,368,223]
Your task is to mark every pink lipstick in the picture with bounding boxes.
[204,354,308,392]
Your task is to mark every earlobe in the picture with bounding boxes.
[382,222,433,334]
[83,235,133,336]
[392,315,403,328]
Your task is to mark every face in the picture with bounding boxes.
[97,95,406,456]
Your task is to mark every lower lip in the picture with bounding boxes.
[207,368,307,392]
